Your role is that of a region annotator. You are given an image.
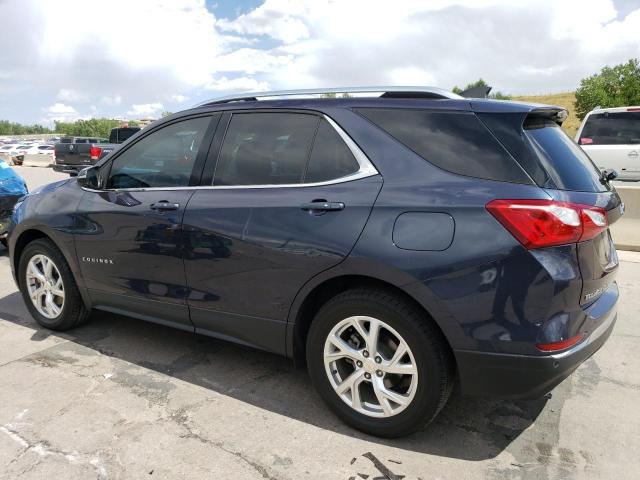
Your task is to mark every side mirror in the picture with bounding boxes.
[600,168,618,184]
[77,166,102,190]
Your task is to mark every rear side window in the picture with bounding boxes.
[357,108,531,184]
[579,112,640,145]
[214,113,318,186]
[305,119,359,183]
[525,120,606,192]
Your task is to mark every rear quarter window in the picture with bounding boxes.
[356,108,531,184]
[579,111,640,145]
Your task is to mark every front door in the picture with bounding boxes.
[182,112,382,352]
[75,115,216,329]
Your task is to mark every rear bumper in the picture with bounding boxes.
[455,291,617,399]
[53,164,83,174]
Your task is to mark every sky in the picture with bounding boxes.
[0,0,638,125]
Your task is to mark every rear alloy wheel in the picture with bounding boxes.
[307,288,455,438]
[19,238,89,330]
[324,316,418,418]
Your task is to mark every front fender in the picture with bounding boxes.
[8,179,91,308]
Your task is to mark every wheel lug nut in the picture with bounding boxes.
[363,350,369,358]
[375,356,382,364]
[356,361,363,368]
[376,370,383,377]
[364,373,371,379]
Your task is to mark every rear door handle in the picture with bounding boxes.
[150,201,180,211]
[300,201,345,212]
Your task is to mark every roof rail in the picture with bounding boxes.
[195,86,463,107]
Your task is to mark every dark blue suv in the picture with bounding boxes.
[8,87,621,437]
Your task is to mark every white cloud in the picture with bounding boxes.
[41,103,83,124]
[1,0,639,123]
[56,89,88,102]
[100,95,123,106]
[127,102,164,117]
[170,94,189,103]
[204,76,270,92]
[387,67,437,86]
[45,103,77,114]
[217,0,311,43]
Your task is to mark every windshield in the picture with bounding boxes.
[579,111,640,145]
[525,121,607,192]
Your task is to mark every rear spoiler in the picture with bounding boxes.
[524,107,568,126]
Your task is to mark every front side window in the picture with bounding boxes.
[107,116,210,189]
[579,111,640,145]
[214,113,318,186]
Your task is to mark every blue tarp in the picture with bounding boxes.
[0,161,28,197]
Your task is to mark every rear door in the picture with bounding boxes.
[578,110,640,180]
[182,111,382,353]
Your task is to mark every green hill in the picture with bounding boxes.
[512,92,579,138]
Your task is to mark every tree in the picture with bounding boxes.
[452,78,511,100]
[574,58,640,120]
[0,120,53,135]
[161,111,174,118]
[54,118,120,138]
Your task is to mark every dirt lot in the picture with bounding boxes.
[0,167,639,479]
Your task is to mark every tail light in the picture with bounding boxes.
[486,199,608,249]
[89,146,102,161]
[536,333,584,352]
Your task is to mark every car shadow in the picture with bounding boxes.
[0,290,548,460]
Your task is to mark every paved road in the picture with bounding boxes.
[0,166,639,479]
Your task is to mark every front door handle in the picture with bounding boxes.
[150,201,180,211]
[300,201,345,212]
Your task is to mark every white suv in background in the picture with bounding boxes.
[576,106,640,181]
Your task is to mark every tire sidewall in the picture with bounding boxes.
[307,292,446,437]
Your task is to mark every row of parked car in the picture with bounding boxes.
[0,140,56,166]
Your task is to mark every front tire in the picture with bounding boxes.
[306,288,454,437]
[18,238,89,330]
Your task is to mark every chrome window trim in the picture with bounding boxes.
[83,113,379,193]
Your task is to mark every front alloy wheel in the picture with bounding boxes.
[25,254,65,319]
[324,316,418,418]
[19,238,89,330]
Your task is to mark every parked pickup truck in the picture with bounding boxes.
[54,127,141,175]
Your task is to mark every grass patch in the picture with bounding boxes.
[512,92,579,138]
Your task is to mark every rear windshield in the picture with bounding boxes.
[525,119,606,192]
[579,111,640,145]
[356,108,531,184]
[111,128,139,143]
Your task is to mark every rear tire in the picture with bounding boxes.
[18,238,89,330]
[306,287,455,437]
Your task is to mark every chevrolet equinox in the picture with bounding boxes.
[8,87,621,437]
